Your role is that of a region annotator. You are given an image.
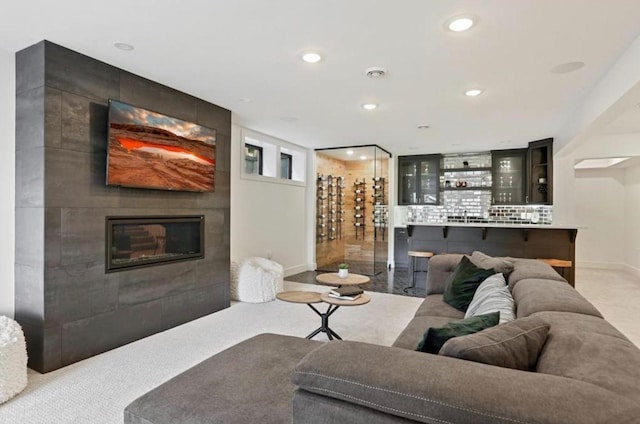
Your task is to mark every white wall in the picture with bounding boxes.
[574,169,625,268]
[230,123,311,276]
[0,48,15,317]
[625,165,640,273]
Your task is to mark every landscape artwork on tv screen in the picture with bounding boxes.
[107,100,216,192]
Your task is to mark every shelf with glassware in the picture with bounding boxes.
[441,167,492,192]
[398,154,441,205]
[372,177,387,241]
[527,138,553,205]
[354,179,366,240]
[491,149,526,205]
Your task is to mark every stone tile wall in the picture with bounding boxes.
[15,41,231,372]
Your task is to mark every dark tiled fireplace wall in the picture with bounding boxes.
[15,41,231,373]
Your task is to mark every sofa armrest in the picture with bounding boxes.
[425,254,463,295]
[292,341,639,424]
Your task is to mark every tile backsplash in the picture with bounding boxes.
[406,204,553,225]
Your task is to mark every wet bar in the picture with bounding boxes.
[406,223,577,286]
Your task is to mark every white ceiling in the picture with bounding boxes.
[2,1,640,156]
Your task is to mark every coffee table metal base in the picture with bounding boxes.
[305,303,342,340]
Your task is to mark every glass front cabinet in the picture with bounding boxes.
[398,155,441,205]
[491,149,527,205]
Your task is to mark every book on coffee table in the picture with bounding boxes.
[330,286,364,297]
[327,293,362,301]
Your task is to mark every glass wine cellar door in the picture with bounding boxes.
[314,145,391,276]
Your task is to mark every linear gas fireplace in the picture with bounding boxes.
[106,216,204,272]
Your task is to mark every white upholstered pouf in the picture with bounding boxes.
[232,257,284,303]
[0,316,27,404]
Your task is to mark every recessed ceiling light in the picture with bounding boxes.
[114,42,134,51]
[302,52,322,63]
[346,150,354,155]
[360,155,367,160]
[417,124,430,130]
[550,61,585,74]
[365,67,387,78]
[574,157,630,169]
[465,89,484,97]
[239,98,251,103]
[446,15,476,32]
[362,103,378,110]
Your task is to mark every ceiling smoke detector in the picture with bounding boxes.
[365,67,387,79]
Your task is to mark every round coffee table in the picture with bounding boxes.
[276,290,371,340]
[315,272,370,287]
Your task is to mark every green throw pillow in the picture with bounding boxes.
[416,312,500,354]
[443,256,496,311]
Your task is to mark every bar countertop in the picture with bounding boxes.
[400,222,582,230]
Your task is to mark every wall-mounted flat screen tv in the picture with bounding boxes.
[106,100,216,192]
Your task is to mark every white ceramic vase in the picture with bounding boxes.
[338,269,348,279]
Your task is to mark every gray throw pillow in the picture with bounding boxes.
[465,273,515,324]
[470,251,514,277]
[439,316,550,371]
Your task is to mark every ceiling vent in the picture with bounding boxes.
[365,67,387,79]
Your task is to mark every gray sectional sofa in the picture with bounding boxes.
[125,255,640,424]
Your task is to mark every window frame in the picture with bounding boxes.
[280,152,293,180]
[244,143,263,176]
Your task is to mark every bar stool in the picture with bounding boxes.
[537,258,572,281]
[404,251,434,293]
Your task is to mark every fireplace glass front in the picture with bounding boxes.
[106,216,204,272]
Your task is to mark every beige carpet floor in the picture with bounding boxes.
[0,281,422,424]
[0,268,638,424]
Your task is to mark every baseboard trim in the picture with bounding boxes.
[284,264,309,277]
[577,261,625,270]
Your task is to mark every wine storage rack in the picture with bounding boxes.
[372,177,388,241]
[354,179,366,240]
[317,174,344,242]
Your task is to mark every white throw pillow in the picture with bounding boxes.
[465,273,515,324]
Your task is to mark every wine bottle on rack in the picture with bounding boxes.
[372,185,382,189]
[354,223,363,227]
[355,189,363,194]
[354,214,363,218]
[356,198,363,202]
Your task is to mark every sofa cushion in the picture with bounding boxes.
[439,316,549,371]
[470,251,514,276]
[413,294,466,319]
[464,273,515,324]
[443,256,495,312]
[393,315,456,350]
[425,254,465,295]
[416,312,500,354]
[506,258,566,291]
[293,340,640,424]
[513,279,602,318]
[537,329,640,404]
[531,311,630,342]
[124,334,321,424]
